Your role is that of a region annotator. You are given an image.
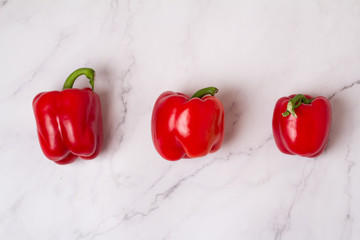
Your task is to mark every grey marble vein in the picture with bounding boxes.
[142,165,173,196]
[0,0,8,7]
[274,160,317,240]
[111,60,135,148]
[224,135,273,160]
[328,80,360,100]
[341,145,355,240]
[125,159,217,221]
[10,33,70,98]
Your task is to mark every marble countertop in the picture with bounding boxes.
[1,0,360,239]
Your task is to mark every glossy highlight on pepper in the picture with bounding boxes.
[151,87,225,161]
[272,94,331,157]
[32,68,103,164]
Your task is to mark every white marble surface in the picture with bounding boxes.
[1,0,360,239]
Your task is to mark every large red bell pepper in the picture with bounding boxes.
[33,68,103,165]
[151,87,224,161]
[272,94,331,157]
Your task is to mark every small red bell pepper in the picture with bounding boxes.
[151,87,224,161]
[272,94,331,157]
[33,68,103,165]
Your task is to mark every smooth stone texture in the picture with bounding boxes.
[1,0,360,239]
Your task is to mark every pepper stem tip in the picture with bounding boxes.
[282,94,314,118]
[63,68,96,91]
[190,87,218,99]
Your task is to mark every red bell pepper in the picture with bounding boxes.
[33,68,103,165]
[272,94,331,157]
[151,87,224,161]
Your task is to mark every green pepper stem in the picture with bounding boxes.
[190,87,218,99]
[282,94,314,118]
[62,68,95,91]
